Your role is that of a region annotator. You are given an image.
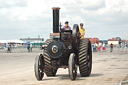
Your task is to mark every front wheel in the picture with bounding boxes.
[34,54,44,80]
[68,53,77,80]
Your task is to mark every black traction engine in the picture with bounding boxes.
[34,7,92,80]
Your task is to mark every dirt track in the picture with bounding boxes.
[0,51,128,85]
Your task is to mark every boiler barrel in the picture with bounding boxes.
[52,7,60,33]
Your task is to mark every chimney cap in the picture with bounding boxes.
[52,7,60,10]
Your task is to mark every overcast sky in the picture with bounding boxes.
[0,0,128,40]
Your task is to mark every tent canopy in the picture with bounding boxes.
[0,40,26,44]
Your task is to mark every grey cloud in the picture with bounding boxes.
[63,0,106,11]
[59,0,128,39]
[0,0,9,8]
[61,0,128,26]
[0,10,52,40]
[81,0,106,10]
[13,1,28,7]
[0,0,128,40]
[6,0,28,8]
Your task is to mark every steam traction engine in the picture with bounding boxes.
[34,7,92,80]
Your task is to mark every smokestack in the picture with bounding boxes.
[52,7,60,33]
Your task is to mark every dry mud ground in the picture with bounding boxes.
[0,51,128,85]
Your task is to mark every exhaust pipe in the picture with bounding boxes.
[52,7,60,33]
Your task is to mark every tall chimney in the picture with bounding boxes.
[52,7,60,33]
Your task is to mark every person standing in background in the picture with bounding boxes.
[6,43,11,53]
[27,44,30,53]
[95,43,98,52]
[9,44,12,53]
[125,42,128,52]
[6,43,9,52]
[30,43,33,52]
[93,42,96,52]
[121,42,125,52]
[110,43,114,52]
[99,43,102,52]
[97,43,101,52]
[102,43,106,51]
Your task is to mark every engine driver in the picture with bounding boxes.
[63,21,71,30]
[79,23,85,39]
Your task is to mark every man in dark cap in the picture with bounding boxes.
[63,21,71,30]
[79,23,85,39]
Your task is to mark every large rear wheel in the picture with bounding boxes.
[78,38,92,77]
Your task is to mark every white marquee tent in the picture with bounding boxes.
[0,40,26,44]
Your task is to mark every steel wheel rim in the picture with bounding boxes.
[38,57,44,78]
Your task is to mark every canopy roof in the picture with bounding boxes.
[0,40,26,43]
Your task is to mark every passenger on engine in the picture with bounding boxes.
[79,23,85,39]
[63,21,71,30]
